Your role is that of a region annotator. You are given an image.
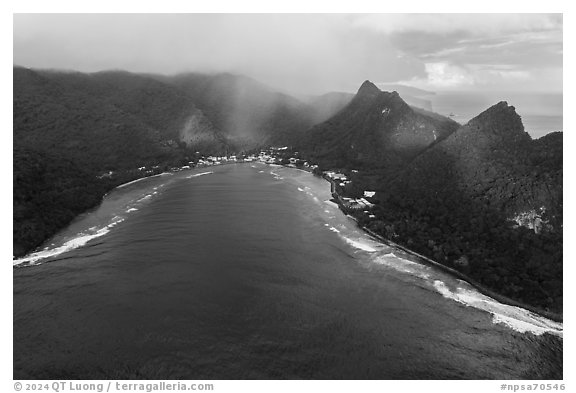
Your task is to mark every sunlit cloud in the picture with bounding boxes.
[424,63,474,88]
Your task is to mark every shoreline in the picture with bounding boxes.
[14,166,209,264]
[14,161,564,324]
[269,163,563,324]
[360,225,563,323]
[115,171,173,189]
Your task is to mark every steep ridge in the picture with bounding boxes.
[297,81,459,174]
[13,68,563,314]
[366,102,563,313]
[387,102,561,224]
[376,83,435,111]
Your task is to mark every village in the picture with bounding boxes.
[197,148,379,221]
[239,147,379,221]
[194,146,380,222]
[99,145,380,224]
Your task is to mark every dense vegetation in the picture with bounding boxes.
[297,81,460,177]
[13,67,563,316]
[316,101,563,314]
[13,68,208,256]
[353,186,562,314]
[13,141,194,257]
[14,145,109,257]
[13,67,349,257]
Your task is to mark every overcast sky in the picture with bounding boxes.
[13,13,562,95]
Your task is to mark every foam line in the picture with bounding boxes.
[116,172,172,189]
[186,171,213,179]
[340,236,379,252]
[116,177,147,189]
[13,218,125,267]
[432,280,563,337]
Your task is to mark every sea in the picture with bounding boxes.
[13,163,563,379]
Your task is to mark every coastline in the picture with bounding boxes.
[15,160,563,325]
[115,171,173,189]
[361,225,563,323]
[14,166,206,264]
[15,162,562,379]
[14,162,254,264]
[270,163,563,324]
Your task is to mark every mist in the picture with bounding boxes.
[13,14,562,96]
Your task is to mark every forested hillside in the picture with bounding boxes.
[13,67,204,256]
[296,81,459,176]
[13,67,350,257]
[13,68,563,314]
[342,101,563,313]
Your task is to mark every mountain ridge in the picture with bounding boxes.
[13,68,563,314]
[353,101,563,312]
[296,80,459,174]
[12,67,361,256]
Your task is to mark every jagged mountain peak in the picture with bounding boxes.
[356,80,381,97]
[471,101,516,119]
[466,101,528,141]
[352,81,410,115]
[354,79,405,102]
[298,79,459,171]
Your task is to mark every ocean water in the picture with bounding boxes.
[427,91,562,139]
[13,164,562,379]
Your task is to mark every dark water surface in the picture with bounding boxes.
[13,164,562,379]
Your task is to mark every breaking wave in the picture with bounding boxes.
[274,164,563,338]
[186,171,213,179]
[13,172,174,267]
[432,280,562,337]
[13,217,125,267]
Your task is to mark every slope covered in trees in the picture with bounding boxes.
[13,145,115,257]
[14,67,197,168]
[13,67,351,257]
[13,67,563,314]
[347,102,563,313]
[296,81,460,175]
[13,67,211,256]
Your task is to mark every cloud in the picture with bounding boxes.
[375,15,562,92]
[13,14,428,94]
[423,62,475,88]
[349,14,562,37]
[13,14,562,94]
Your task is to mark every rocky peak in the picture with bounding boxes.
[466,101,527,139]
[356,80,381,98]
[381,90,410,109]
